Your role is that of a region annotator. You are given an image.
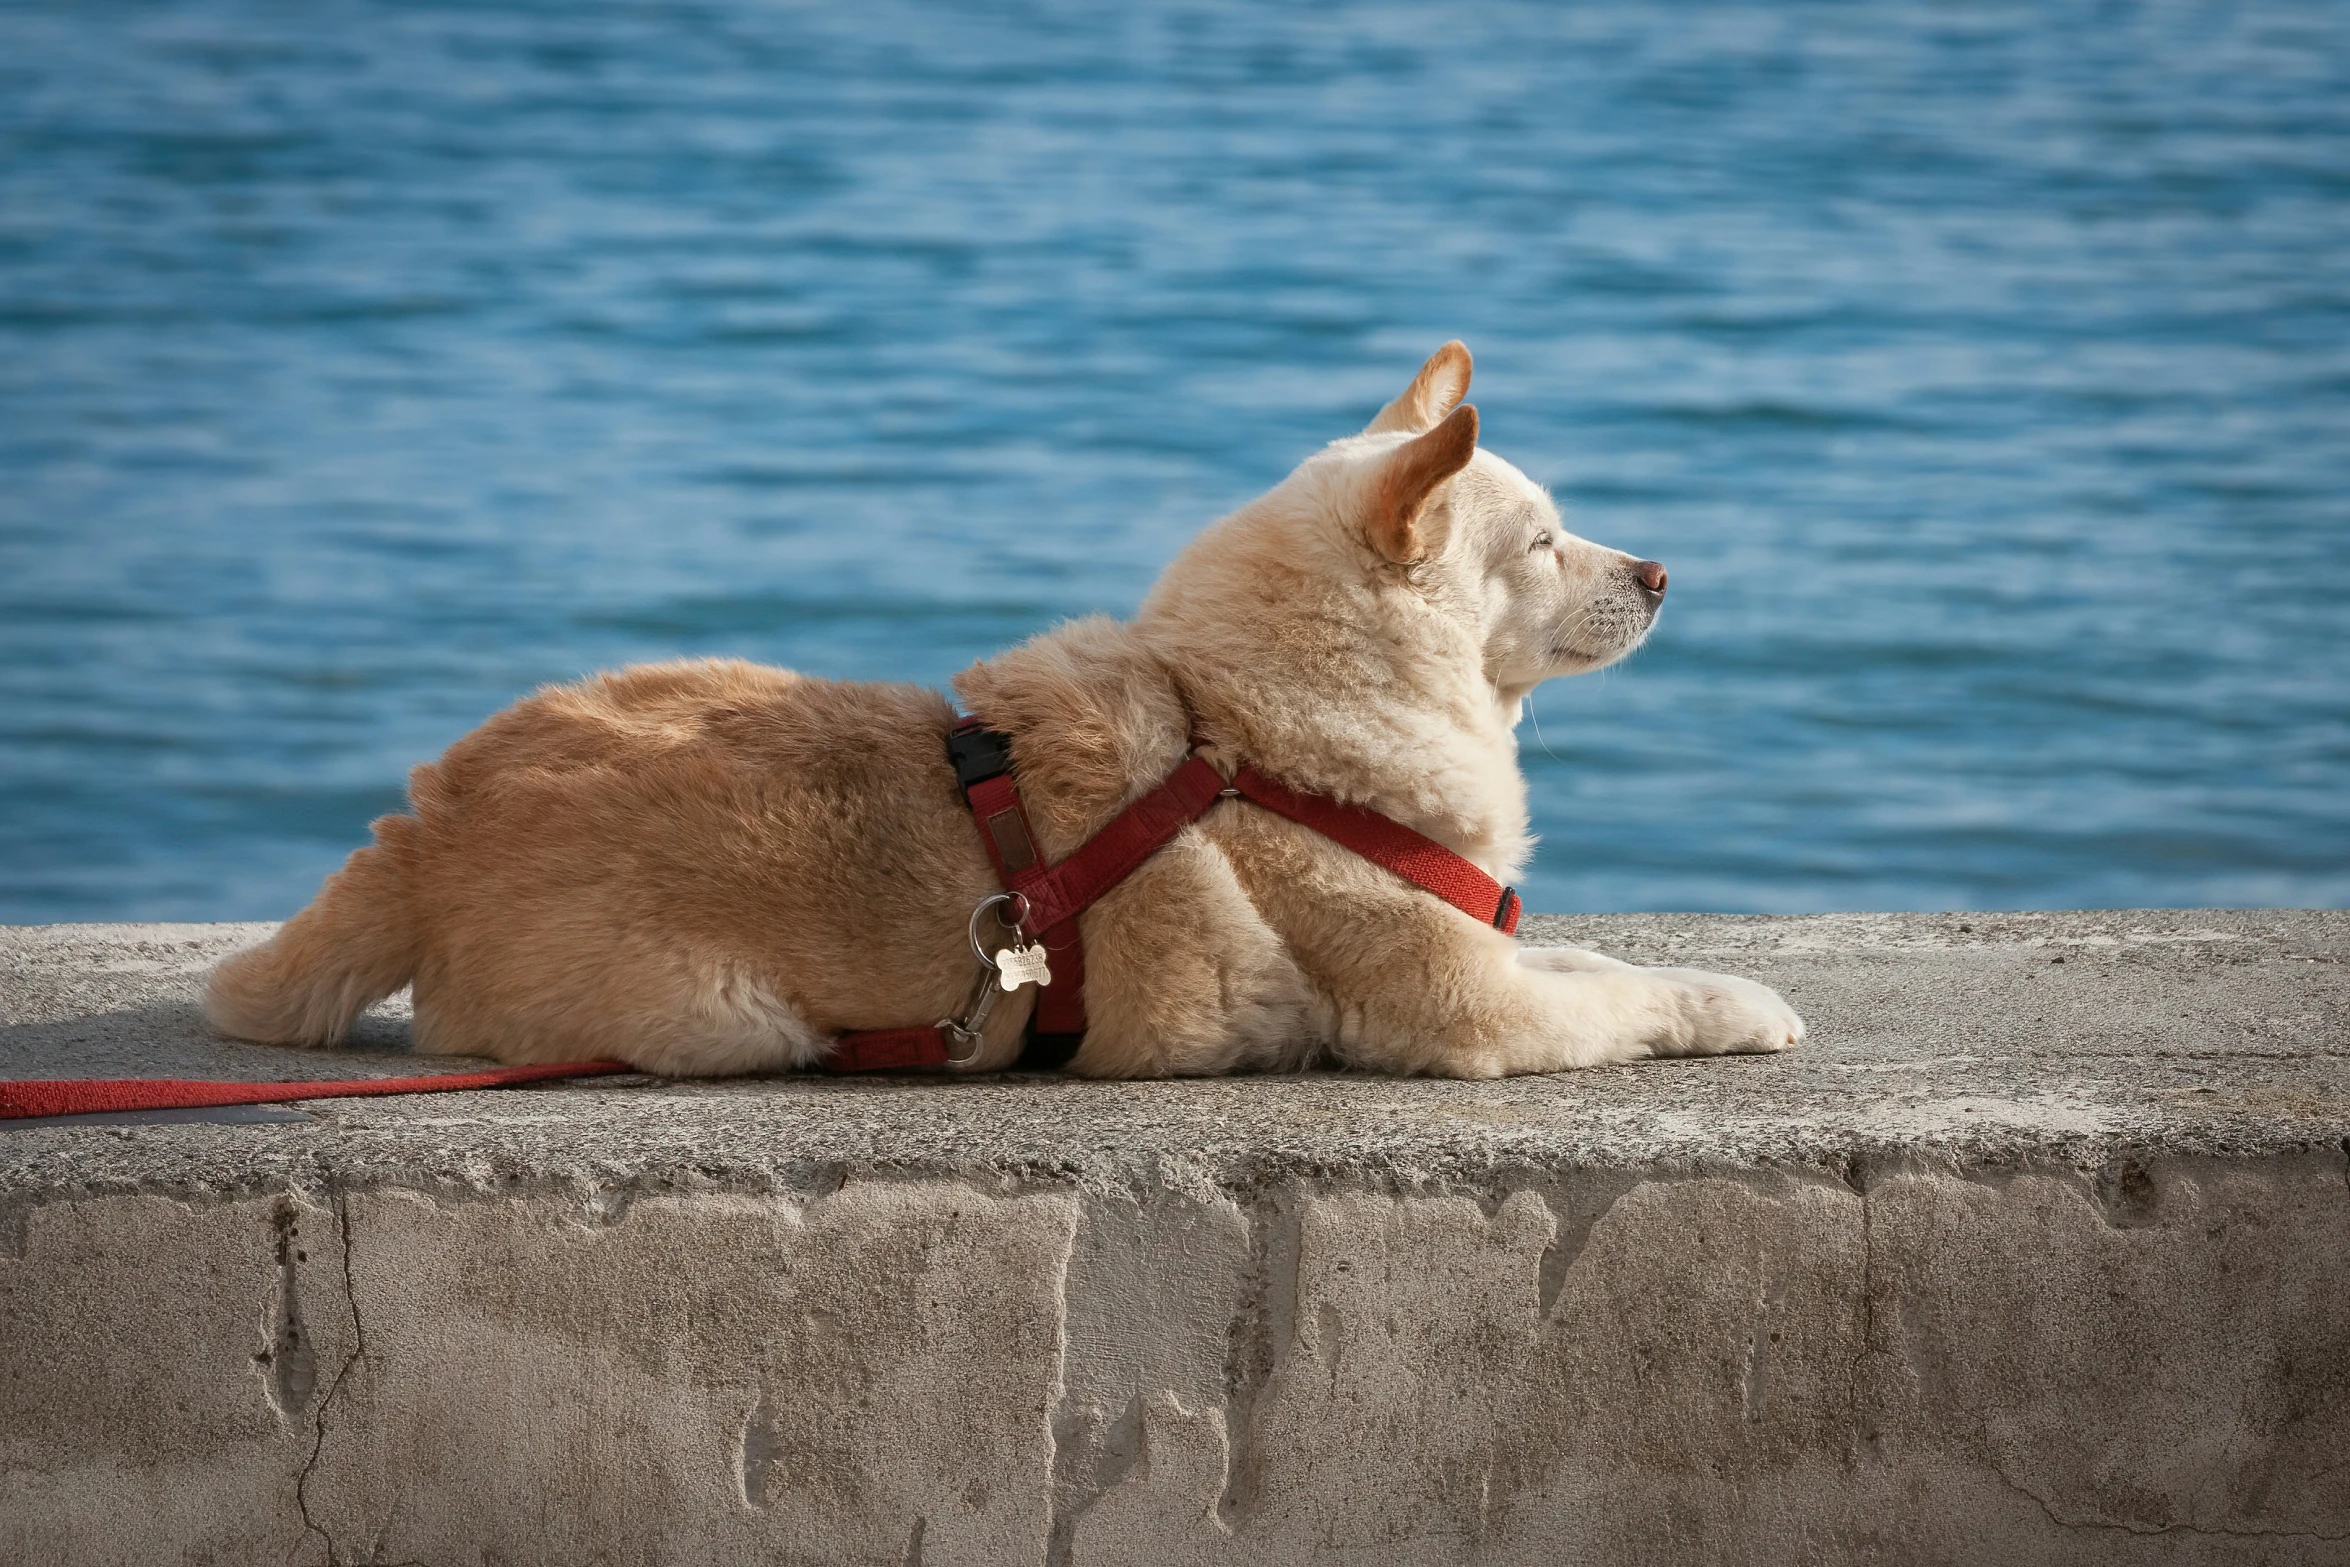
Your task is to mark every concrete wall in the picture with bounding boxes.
[5,913,2348,1564]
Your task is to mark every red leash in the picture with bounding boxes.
[0,1059,633,1122]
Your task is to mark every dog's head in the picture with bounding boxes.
[1142,342,1663,722]
[1334,341,1666,698]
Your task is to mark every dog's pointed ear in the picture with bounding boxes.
[1365,403,1478,565]
[1365,340,1473,435]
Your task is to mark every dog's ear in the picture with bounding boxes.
[1365,403,1478,565]
[1365,340,1473,435]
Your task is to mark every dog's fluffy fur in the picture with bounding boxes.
[207,343,1803,1078]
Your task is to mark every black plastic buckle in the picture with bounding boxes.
[1493,886,1521,932]
[947,723,1016,795]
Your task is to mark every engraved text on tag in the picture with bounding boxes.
[995,942,1053,990]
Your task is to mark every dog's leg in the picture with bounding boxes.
[1390,956,1791,1076]
[1222,815,1804,1078]
[1516,945,1804,1063]
[1298,927,1805,1078]
[1521,942,1803,1023]
[1345,932,1808,1076]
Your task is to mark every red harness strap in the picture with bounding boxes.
[800,1024,957,1073]
[962,758,1087,1046]
[823,729,1518,1072]
[1227,765,1522,935]
[822,739,1233,1072]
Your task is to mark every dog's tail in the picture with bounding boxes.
[205,814,425,1047]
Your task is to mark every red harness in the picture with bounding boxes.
[824,719,1521,1072]
[0,720,1520,1121]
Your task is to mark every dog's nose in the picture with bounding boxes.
[1632,560,1668,597]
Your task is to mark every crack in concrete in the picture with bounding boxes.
[1992,1463,2350,1542]
[292,1193,366,1567]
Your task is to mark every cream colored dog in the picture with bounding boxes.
[207,343,1803,1079]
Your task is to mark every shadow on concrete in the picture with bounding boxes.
[0,999,417,1081]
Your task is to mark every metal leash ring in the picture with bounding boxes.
[966,891,1028,967]
[938,892,1027,1064]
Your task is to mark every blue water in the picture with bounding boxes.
[4,1,2347,922]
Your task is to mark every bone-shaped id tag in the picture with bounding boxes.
[994,941,1052,991]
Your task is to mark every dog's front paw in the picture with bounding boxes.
[1651,968,1805,1057]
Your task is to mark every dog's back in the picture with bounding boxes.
[206,658,1004,1075]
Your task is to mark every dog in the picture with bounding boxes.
[205,342,1804,1079]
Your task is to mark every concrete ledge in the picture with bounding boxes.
[4,912,2348,1564]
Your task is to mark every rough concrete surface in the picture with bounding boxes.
[3,911,2347,1565]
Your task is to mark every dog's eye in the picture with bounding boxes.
[1528,535,1550,553]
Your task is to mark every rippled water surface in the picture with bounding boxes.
[4,1,2347,920]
